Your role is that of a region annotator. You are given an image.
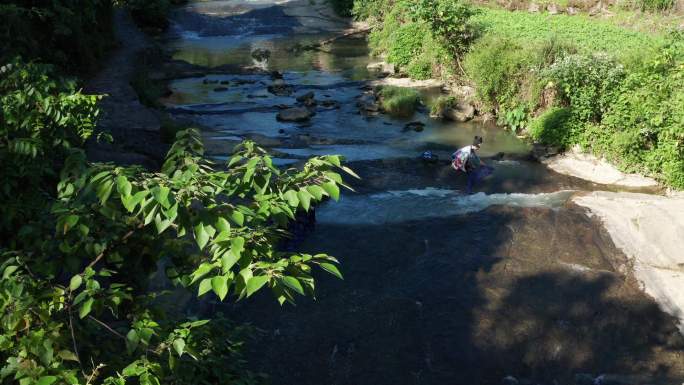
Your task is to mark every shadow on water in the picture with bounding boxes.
[225,205,684,385]
[159,3,684,383]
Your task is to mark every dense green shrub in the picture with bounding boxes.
[498,105,529,132]
[528,107,574,146]
[409,0,480,57]
[637,0,675,11]
[463,36,533,111]
[0,1,114,73]
[1,57,355,385]
[363,0,472,79]
[0,60,102,234]
[543,53,625,122]
[386,22,427,68]
[352,0,394,19]
[125,0,171,30]
[407,55,434,79]
[596,36,684,187]
[379,86,421,117]
[330,0,355,16]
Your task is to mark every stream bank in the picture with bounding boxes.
[85,8,166,169]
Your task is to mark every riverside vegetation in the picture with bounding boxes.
[334,0,684,188]
[0,1,356,384]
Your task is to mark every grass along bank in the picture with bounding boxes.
[345,0,684,189]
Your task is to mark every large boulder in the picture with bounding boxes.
[296,91,315,102]
[444,102,475,122]
[320,100,341,109]
[267,79,293,96]
[276,107,314,122]
[356,93,380,114]
[367,61,396,75]
[404,121,425,132]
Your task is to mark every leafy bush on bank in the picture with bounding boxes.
[526,36,683,187]
[117,0,187,31]
[363,0,476,79]
[329,0,355,16]
[0,1,114,73]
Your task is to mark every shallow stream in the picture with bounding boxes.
[159,2,684,384]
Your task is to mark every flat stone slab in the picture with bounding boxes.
[543,147,658,188]
[574,191,684,332]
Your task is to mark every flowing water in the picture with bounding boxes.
[160,2,684,384]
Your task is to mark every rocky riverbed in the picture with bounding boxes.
[104,0,684,383]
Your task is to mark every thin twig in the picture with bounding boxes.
[68,306,86,376]
[455,56,468,78]
[88,315,126,340]
[85,363,105,385]
[84,223,143,271]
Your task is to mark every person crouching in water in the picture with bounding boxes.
[452,136,493,194]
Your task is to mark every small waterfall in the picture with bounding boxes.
[317,188,576,224]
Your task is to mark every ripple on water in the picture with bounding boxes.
[317,189,576,225]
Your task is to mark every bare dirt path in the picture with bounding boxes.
[85,8,165,168]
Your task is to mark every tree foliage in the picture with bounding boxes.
[1,60,355,384]
[409,0,480,57]
[0,1,114,73]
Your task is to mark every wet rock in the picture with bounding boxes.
[202,79,219,84]
[278,129,286,134]
[502,376,519,385]
[367,61,396,75]
[452,85,476,100]
[276,107,314,122]
[321,100,340,109]
[531,143,562,161]
[357,93,380,113]
[303,98,317,107]
[547,3,559,13]
[404,121,425,132]
[234,79,256,85]
[213,87,229,92]
[296,91,315,102]
[444,102,475,122]
[275,104,290,109]
[270,70,284,80]
[220,80,230,85]
[246,94,268,98]
[588,1,613,16]
[268,80,294,96]
[251,48,271,62]
[360,102,379,113]
[528,2,541,12]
